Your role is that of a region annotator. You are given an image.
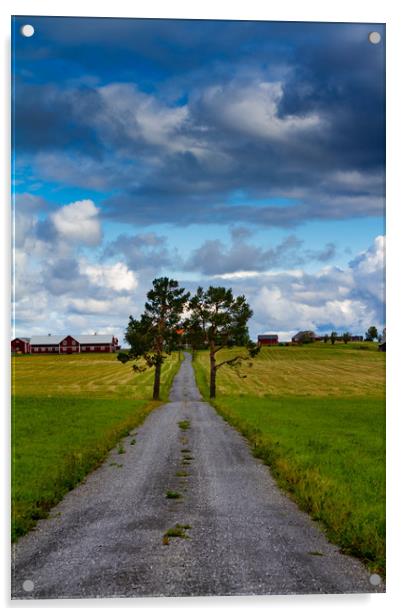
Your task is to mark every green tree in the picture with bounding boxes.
[188,286,259,398]
[323,334,329,343]
[330,331,338,345]
[182,314,206,359]
[365,326,379,341]
[118,277,189,400]
[342,332,351,344]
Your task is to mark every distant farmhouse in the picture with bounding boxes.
[257,334,279,346]
[11,337,31,354]
[11,334,119,355]
[292,330,316,344]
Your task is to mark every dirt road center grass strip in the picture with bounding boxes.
[12,352,182,541]
[193,344,385,575]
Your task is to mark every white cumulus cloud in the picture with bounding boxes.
[51,199,102,246]
[80,261,138,292]
[68,296,132,315]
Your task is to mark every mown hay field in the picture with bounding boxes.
[193,342,385,574]
[197,342,385,398]
[12,352,181,540]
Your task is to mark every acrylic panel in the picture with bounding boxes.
[11,16,385,599]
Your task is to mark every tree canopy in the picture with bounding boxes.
[118,277,189,400]
[185,286,259,398]
[365,326,379,341]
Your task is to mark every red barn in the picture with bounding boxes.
[11,337,31,354]
[258,334,279,346]
[28,334,119,354]
[30,335,65,354]
[78,335,119,353]
[59,335,81,354]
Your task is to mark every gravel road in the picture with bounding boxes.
[12,353,383,598]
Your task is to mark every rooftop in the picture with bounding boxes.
[29,334,116,345]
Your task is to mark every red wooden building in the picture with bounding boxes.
[12,334,119,354]
[258,334,279,346]
[11,337,31,354]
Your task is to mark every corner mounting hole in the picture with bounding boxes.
[21,24,35,38]
[22,579,34,592]
[369,573,381,586]
[368,32,381,45]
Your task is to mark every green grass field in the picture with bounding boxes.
[12,352,181,541]
[193,343,385,574]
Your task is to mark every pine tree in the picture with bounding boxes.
[187,286,259,398]
[118,277,189,400]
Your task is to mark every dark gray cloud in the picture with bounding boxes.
[35,218,56,243]
[102,227,338,280]
[305,242,337,262]
[102,190,384,228]
[43,257,87,295]
[183,232,336,275]
[14,83,104,157]
[14,192,50,213]
[103,232,173,271]
[230,227,254,241]
[14,18,385,229]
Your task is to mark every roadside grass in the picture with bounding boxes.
[193,344,385,575]
[12,352,181,541]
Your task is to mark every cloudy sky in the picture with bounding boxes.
[12,16,385,342]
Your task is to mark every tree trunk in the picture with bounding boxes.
[153,361,162,400]
[209,350,216,398]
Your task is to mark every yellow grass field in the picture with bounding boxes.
[12,351,181,400]
[196,342,385,398]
